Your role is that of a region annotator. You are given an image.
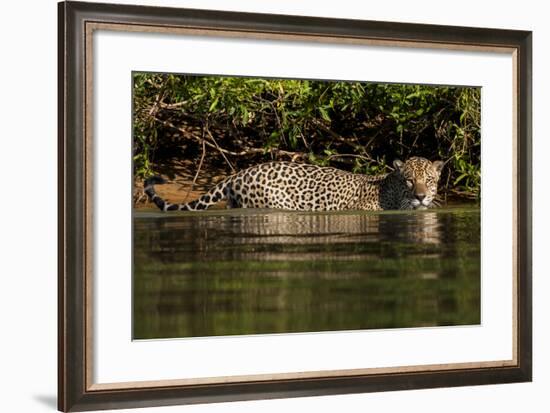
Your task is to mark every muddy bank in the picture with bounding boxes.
[134,177,228,210]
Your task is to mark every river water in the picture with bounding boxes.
[133,206,480,339]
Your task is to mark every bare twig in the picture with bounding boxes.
[326,154,371,162]
[311,118,355,144]
[204,124,236,172]
[269,100,286,145]
[182,138,207,203]
[159,101,190,109]
[147,76,170,117]
[449,188,478,200]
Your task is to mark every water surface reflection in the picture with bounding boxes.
[133,206,480,339]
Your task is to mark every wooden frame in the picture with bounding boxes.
[58,1,532,411]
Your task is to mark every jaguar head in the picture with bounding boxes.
[393,157,444,210]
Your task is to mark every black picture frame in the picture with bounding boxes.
[58,1,532,411]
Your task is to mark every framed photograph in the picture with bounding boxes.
[58,1,532,411]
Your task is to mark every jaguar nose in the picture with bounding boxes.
[415,193,426,202]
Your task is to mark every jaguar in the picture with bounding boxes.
[144,156,444,212]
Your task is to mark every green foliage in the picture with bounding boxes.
[133,73,481,198]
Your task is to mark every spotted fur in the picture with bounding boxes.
[144,157,444,212]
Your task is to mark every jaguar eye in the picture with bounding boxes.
[406,179,414,188]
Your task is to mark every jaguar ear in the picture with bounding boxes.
[393,159,404,173]
[432,160,444,175]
